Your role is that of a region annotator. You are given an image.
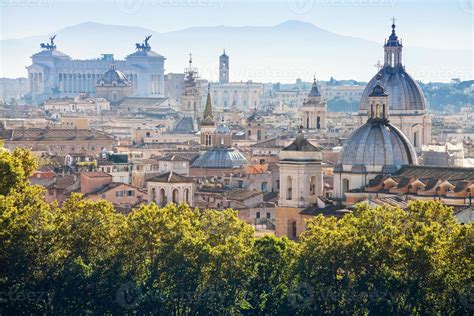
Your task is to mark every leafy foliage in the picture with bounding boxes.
[0,148,472,314]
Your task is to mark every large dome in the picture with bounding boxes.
[97,65,130,86]
[337,119,417,173]
[192,147,248,169]
[359,66,426,113]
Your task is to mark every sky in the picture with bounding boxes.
[1,0,472,50]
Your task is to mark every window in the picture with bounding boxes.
[266,212,271,219]
[184,188,190,203]
[261,181,267,193]
[205,134,212,146]
[159,189,166,207]
[127,190,134,197]
[286,176,293,200]
[343,179,350,193]
[291,221,297,239]
[172,189,179,203]
[116,191,124,197]
[256,212,260,219]
[310,176,316,195]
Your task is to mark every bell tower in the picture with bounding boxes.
[301,76,327,131]
[200,83,216,149]
[219,49,229,84]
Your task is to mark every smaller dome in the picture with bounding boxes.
[192,147,248,169]
[97,64,130,85]
[338,120,417,173]
[215,123,231,134]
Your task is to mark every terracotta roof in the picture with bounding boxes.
[244,164,268,174]
[358,196,409,210]
[4,128,114,142]
[85,182,122,196]
[300,205,346,217]
[156,155,190,162]
[250,137,282,148]
[148,171,194,183]
[52,175,77,190]
[226,188,262,201]
[81,172,112,178]
[396,165,474,181]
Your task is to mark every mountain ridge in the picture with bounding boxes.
[1,20,471,82]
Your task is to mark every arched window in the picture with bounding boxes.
[316,116,321,129]
[375,104,381,118]
[172,189,179,204]
[310,176,316,195]
[205,134,212,146]
[306,115,310,129]
[151,187,156,202]
[342,179,350,194]
[159,188,166,207]
[286,176,293,200]
[184,188,190,204]
[257,130,262,140]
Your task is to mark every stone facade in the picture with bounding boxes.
[27,37,165,103]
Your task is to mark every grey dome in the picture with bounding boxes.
[97,65,130,85]
[359,66,426,112]
[339,119,417,172]
[192,147,248,169]
[215,123,231,134]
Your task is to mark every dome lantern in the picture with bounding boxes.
[368,74,389,121]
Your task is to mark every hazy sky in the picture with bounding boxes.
[1,0,473,50]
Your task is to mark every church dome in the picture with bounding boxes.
[192,147,248,169]
[359,67,426,112]
[338,119,417,173]
[97,64,130,86]
[360,21,426,113]
[215,123,231,134]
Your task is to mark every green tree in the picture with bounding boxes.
[0,147,38,195]
[246,235,298,315]
[47,193,126,314]
[294,201,473,315]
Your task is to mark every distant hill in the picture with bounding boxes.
[1,20,471,82]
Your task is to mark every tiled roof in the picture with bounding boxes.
[226,188,262,201]
[244,164,268,174]
[81,172,112,178]
[250,137,281,148]
[148,171,194,183]
[396,165,474,181]
[116,97,168,108]
[156,155,190,162]
[5,128,114,142]
[85,182,122,196]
